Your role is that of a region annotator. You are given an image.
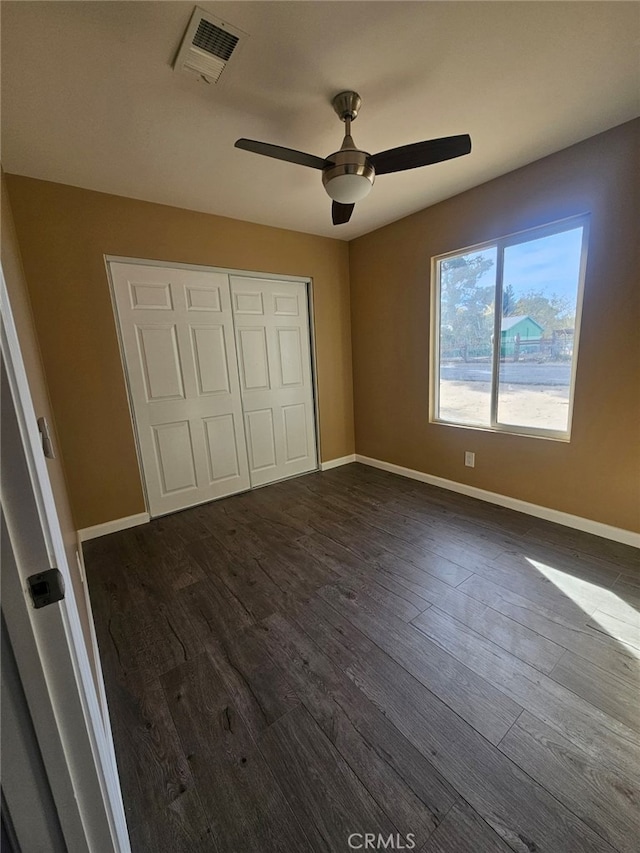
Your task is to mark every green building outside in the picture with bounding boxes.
[500,315,544,357]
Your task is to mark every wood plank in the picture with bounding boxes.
[203,627,300,739]
[524,515,640,566]
[470,559,602,620]
[258,704,399,851]
[412,606,640,779]
[298,531,433,610]
[610,579,640,609]
[223,521,342,598]
[102,678,193,831]
[420,800,512,853]
[126,528,207,592]
[374,556,461,604]
[493,552,626,613]
[323,466,491,531]
[331,465,535,539]
[260,611,456,847]
[194,504,269,560]
[84,536,140,624]
[371,542,473,589]
[127,787,216,853]
[337,574,423,622]
[301,522,464,605]
[617,571,640,589]
[457,573,640,685]
[491,537,621,588]
[551,651,640,733]
[177,574,255,648]
[186,536,288,621]
[293,594,378,664]
[148,507,215,545]
[319,582,523,745]
[345,642,615,853]
[101,595,202,688]
[346,478,526,561]
[459,565,596,622]
[161,652,311,853]
[336,512,480,584]
[229,486,314,538]
[587,609,640,650]
[415,588,565,674]
[288,475,478,583]
[294,532,426,620]
[499,712,640,853]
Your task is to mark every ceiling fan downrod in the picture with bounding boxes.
[332,91,361,149]
[322,91,375,205]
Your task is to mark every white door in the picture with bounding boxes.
[110,263,250,516]
[1,271,129,853]
[230,277,318,487]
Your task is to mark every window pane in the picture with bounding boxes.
[437,247,497,426]
[497,227,584,432]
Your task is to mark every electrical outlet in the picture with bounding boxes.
[464,451,475,468]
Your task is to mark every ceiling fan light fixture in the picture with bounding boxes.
[323,172,374,204]
[322,150,375,204]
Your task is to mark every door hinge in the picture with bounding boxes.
[37,416,56,459]
[27,568,65,609]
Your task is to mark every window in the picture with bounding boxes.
[431,215,589,439]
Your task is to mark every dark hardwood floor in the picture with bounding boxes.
[83,463,640,853]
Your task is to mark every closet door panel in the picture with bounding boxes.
[110,263,250,516]
[230,277,317,487]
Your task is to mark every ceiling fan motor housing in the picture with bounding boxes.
[322,149,375,203]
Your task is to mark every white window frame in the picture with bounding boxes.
[430,214,590,441]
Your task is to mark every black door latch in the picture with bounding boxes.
[27,568,65,609]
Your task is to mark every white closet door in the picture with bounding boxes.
[110,263,250,516]
[230,277,318,487]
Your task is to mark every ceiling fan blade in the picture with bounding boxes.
[332,201,355,225]
[235,138,328,170]
[370,134,472,175]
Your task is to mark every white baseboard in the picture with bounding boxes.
[78,512,150,542]
[320,454,357,471]
[355,454,640,548]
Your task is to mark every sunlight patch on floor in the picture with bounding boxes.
[526,557,640,659]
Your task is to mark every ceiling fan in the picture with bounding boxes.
[235,91,471,225]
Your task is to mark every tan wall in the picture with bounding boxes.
[1,168,96,675]
[5,177,354,529]
[349,119,640,532]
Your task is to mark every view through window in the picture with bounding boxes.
[433,216,588,437]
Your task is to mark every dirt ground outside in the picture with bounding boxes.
[438,380,570,431]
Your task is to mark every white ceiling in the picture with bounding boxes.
[2,1,639,240]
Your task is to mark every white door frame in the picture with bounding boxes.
[1,268,131,853]
[104,256,322,515]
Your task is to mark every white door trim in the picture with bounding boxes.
[1,268,131,852]
[306,276,324,469]
[105,254,313,284]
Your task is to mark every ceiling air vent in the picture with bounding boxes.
[173,7,247,84]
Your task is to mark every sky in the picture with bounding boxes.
[504,227,584,309]
[458,225,584,313]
